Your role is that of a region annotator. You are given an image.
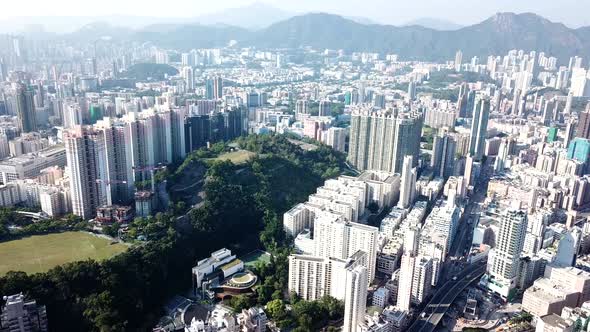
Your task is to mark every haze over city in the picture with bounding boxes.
[0,0,588,29]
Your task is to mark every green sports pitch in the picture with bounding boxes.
[0,232,128,275]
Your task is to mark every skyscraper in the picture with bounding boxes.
[455,50,463,72]
[457,83,468,118]
[319,100,331,117]
[182,66,194,91]
[313,215,378,282]
[94,118,134,205]
[431,132,457,178]
[295,100,309,116]
[565,117,577,148]
[408,81,417,101]
[398,156,416,209]
[288,250,367,302]
[486,209,528,297]
[342,265,368,332]
[326,127,347,152]
[213,77,223,100]
[64,126,107,219]
[397,228,420,311]
[468,97,490,161]
[205,78,215,99]
[205,77,222,100]
[347,110,422,174]
[12,83,36,133]
[576,104,590,139]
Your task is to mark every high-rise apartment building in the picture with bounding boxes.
[468,97,490,161]
[398,156,416,209]
[288,251,367,301]
[408,81,417,101]
[397,227,420,311]
[411,256,434,305]
[455,50,463,72]
[319,100,331,117]
[295,100,309,117]
[182,66,194,91]
[342,265,368,332]
[326,127,347,152]
[205,77,223,100]
[576,104,590,139]
[348,109,422,173]
[431,132,457,178]
[64,126,107,219]
[12,84,36,133]
[485,209,528,297]
[313,214,378,282]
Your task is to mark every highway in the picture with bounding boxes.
[410,262,487,332]
[409,180,489,331]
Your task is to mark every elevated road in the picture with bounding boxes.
[410,262,486,332]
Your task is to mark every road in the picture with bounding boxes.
[409,177,489,331]
[410,262,487,332]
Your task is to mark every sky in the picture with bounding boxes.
[0,0,587,27]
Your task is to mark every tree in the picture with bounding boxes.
[229,295,255,313]
[265,299,286,321]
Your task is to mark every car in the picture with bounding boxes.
[452,276,458,281]
[421,312,427,318]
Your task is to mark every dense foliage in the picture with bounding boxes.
[0,134,347,332]
[0,208,88,240]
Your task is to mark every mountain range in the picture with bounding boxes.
[87,12,585,63]
[4,10,589,63]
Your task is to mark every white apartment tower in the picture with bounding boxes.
[64,126,108,219]
[288,251,367,301]
[342,265,368,332]
[397,227,420,311]
[398,155,416,209]
[313,215,378,282]
[487,209,528,294]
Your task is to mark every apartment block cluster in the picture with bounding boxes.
[284,171,404,332]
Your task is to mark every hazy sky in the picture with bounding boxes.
[0,0,587,27]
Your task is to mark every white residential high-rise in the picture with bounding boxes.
[455,50,463,72]
[571,68,590,97]
[411,256,433,305]
[485,209,528,296]
[288,251,367,301]
[398,156,416,209]
[326,127,347,152]
[313,215,378,282]
[64,126,108,219]
[342,265,368,332]
[555,227,582,267]
[397,228,419,311]
[94,118,135,205]
[182,66,195,91]
[283,203,314,237]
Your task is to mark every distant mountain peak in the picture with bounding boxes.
[403,17,463,30]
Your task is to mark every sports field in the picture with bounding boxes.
[209,150,256,164]
[0,232,128,275]
[242,250,271,268]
